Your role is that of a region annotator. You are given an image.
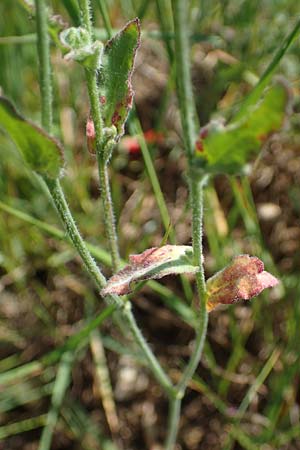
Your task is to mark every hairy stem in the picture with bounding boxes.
[171,0,197,162]
[46,178,108,288]
[80,1,121,272]
[46,178,174,394]
[78,0,93,38]
[165,1,209,448]
[34,0,52,132]
[97,160,121,271]
[36,0,175,432]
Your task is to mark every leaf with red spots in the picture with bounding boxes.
[98,19,140,139]
[101,245,198,296]
[206,255,279,311]
[195,79,291,175]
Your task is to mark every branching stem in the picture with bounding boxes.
[34,0,174,398]
[45,177,174,394]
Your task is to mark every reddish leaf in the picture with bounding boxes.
[206,255,279,311]
[101,245,198,296]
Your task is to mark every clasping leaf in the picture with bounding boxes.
[101,245,198,296]
[195,79,291,175]
[98,18,141,139]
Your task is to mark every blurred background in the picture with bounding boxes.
[0,1,300,449]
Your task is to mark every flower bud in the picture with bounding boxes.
[60,27,103,70]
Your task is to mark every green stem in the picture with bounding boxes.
[171,0,197,161]
[36,0,175,424]
[165,396,181,450]
[98,160,121,271]
[78,0,93,39]
[165,1,209,448]
[190,176,207,302]
[122,302,175,397]
[82,18,120,272]
[34,0,53,132]
[45,178,108,289]
[45,178,173,394]
[34,0,169,393]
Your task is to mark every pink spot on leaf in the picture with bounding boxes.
[86,117,96,154]
[195,138,204,153]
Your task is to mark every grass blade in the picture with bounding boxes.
[38,351,74,450]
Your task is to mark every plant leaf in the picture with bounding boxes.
[195,79,291,174]
[98,18,140,138]
[0,97,64,178]
[206,255,279,312]
[101,245,198,296]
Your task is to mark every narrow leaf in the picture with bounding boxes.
[195,79,291,174]
[101,245,198,296]
[0,97,64,178]
[38,351,73,450]
[98,18,141,138]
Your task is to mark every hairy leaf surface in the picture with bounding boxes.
[101,245,198,296]
[98,18,140,138]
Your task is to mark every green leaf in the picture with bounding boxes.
[195,79,291,174]
[101,245,198,296]
[98,18,140,138]
[0,97,64,178]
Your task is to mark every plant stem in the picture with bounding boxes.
[97,160,121,271]
[190,177,207,304]
[81,1,121,272]
[165,396,181,450]
[45,178,108,288]
[34,0,52,132]
[165,1,209,448]
[123,302,175,397]
[171,0,197,162]
[78,0,93,39]
[45,177,174,394]
[46,177,173,393]
[36,0,175,428]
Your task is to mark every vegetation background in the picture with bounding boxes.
[0,0,300,449]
